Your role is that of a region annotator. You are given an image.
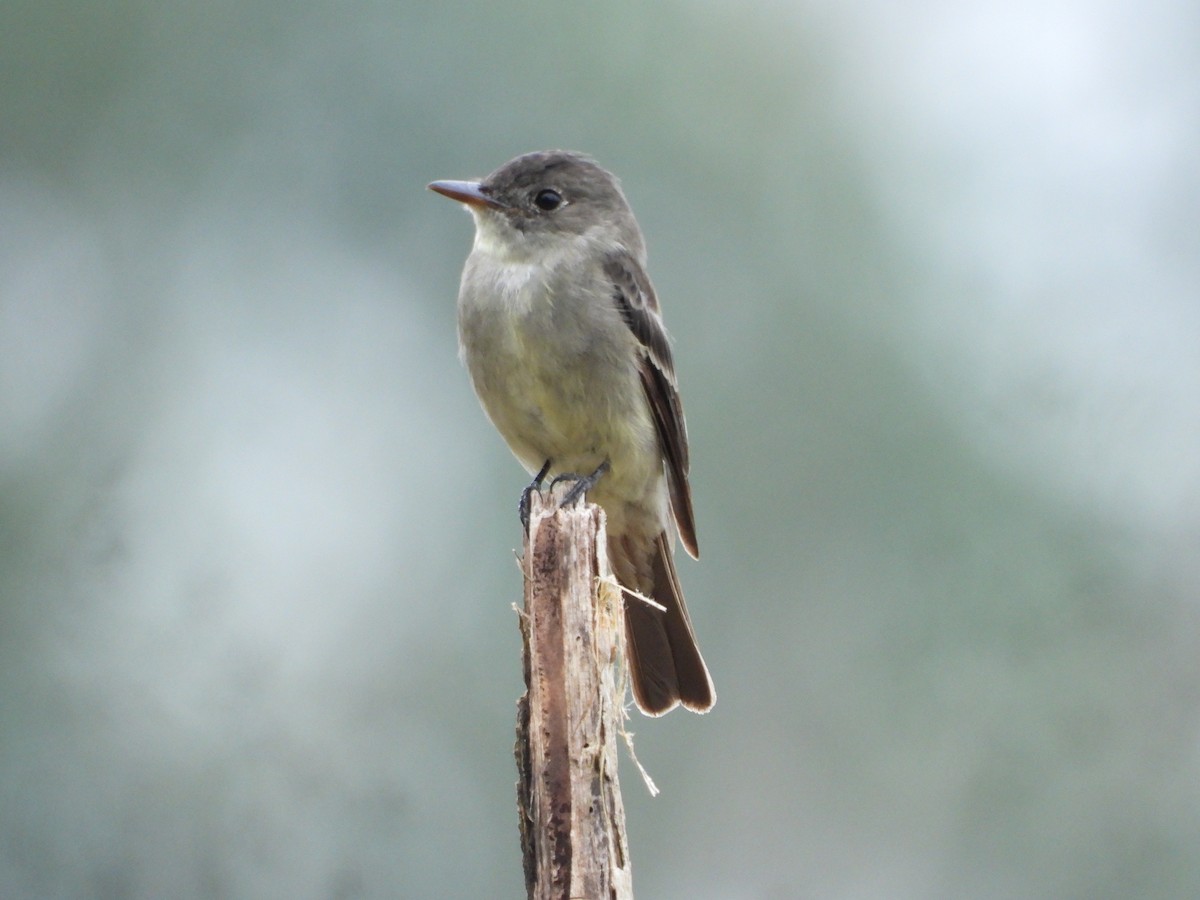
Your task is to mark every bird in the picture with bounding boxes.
[429,150,714,715]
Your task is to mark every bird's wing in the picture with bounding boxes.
[604,253,698,558]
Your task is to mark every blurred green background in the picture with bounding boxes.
[3,1,1198,897]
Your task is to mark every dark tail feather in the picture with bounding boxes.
[621,532,715,716]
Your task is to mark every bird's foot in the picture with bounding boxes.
[550,459,611,509]
[518,460,552,531]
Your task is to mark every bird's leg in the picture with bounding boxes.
[552,459,611,509]
[518,460,553,530]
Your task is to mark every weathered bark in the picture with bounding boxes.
[515,485,633,900]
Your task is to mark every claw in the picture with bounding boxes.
[518,460,553,530]
[555,460,611,509]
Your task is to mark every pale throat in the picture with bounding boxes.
[469,215,604,305]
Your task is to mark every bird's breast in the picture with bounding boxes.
[456,258,657,485]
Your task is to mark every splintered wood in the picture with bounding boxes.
[516,486,633,900]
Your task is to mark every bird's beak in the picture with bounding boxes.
[427,180,509,210]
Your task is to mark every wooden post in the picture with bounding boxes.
[515,484,634,900]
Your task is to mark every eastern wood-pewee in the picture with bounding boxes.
[429,150,714,716]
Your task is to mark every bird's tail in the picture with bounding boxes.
[611,531,715,716]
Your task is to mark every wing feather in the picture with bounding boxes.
[604,255,699,558]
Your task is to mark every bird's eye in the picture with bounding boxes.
[533,189,563,211]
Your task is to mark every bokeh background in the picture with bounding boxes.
[3,1,1198,897]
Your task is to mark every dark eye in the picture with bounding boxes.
[533,188,563,211]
